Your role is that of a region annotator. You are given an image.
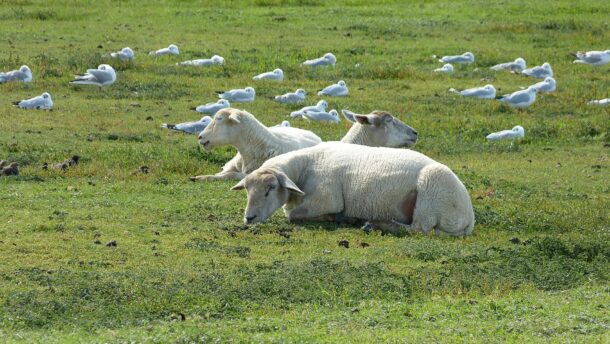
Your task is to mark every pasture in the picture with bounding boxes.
[0,0,608,342]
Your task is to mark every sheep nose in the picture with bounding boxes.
[245,215,257,224]
[197,134,202,140]
[412,130,418,136]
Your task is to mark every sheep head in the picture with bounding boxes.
[197,108,242,150]
[232,168,304,225]
[345,110,418,148]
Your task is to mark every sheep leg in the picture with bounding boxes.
[189,171,246,182]
[361,220,418,236]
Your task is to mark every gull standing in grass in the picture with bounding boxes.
[587,98,609,106]
[491,57,526,72]
[160,116,212,134]
[303,109,340,123]
[290,100,328,118]
[253,68,283,81]
[318,80,348,96]
[529,77,556,93]
[70,64,116,87]
[177,55,224,66]
[498,86,537,108]
[0,65,32,83]
[217,87,255,102]
[434,63,454,73]
[273,89,306,104]
[521,62,553,78]
[12,92,53,110]
[302,53,336,67]
[449,84,496,99]
[110,47,134,61]
[435,52,475,64]
[486,125,525,141]
[149,44,179,56]
[571,50,610,66]
[191,99,230,115]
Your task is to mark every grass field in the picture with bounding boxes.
[0,0,609,342]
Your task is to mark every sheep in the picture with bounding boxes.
[231,142,475,236]
[190,108,322,181]
[340,110,418,148]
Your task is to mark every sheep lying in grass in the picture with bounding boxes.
[190,108,322,181]
[232,142,474,236]
[340,110,418,148]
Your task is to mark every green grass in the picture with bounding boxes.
[1,0,609,342]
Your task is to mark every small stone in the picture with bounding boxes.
[106,240,117,247]
[509,237,521,244]
[338,240,349,248]
[359,242,370,248]
[94,239,101,245]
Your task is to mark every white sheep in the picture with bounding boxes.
[340,110,418,148]
[190,108,322,181]
[232,142,475,236]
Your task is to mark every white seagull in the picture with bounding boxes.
[529,77,556,93]
[434,63,454,73]
[0,65,32,83]
[191,99,230,115]
[290,100,328,118]
[177,55,224,66]
[273,89,306,104]
[149,44,179,56]
[70,64,116,87]
[521,62,553,78]
[303,109,340,123]
[302,53,336,67]
[160,116,212,134]
[12,92,53,110]
[572,50,610,66]
[491,57,526,72]
[217,87,255,102]
[272,120,291,128]
[449,84,496,99]
[498,86,537,108]
[318,80,348,96]
[110,47,134,61]
[436,52,475,64]
[587,98,609,106]
[253,68,283,81]
[486,126,525,141]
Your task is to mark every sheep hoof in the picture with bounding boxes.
[361,222,374,234]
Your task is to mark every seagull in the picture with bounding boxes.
[498,86,537,108]
[12,92,53,110]
[521,62,553,78]
[449,84,496,99]
[70,64,116,87]
[290,100,328,118]
[160,116,212,134]
[272,120,291,128]
[434,63,454,73]
[486,126,525,141]
[529,77,556,93]
[491,57,526,72]
[302,53,336,67]
[435,52,475,64]
[0,65,32,83]
[571,50,610,66]
[217,87,255,102]
[273,89,306,104]
[191,99,230,114]
[303,109,340,123]
[318,80,348,96]
[588,98,609,106]
[149,44,179,56]
[253,68,283,81]
[177,55,224,66]
[110,47,134,61]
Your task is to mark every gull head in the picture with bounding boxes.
[42,92,51,99]
[337,80,346,87]
[199,116,213,125]
[168,44,179,54]
[296,88,306,95]
[484,84,496,92]
[329,109,339,118]
[20,65,31,73]
[245,87,255,95]
[463,52,474,59]
[280,120,290,127]
[317,100,328,109]
[515,58,526,68]
[324,53,337,65]
[542,62,551,70]
[273,68,283,76]
[122,47,134,57]
[443,63,454,71]
[211,55,224,64]
[512,126,525,138]
[218,99,230,106]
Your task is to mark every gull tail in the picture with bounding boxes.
[11,101,20,106]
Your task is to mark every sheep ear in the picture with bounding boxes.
[354,115,372,125]
[231,179,246,190]
[275,171,305,196]
[341,110,357,123]
[227,112,241,124]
